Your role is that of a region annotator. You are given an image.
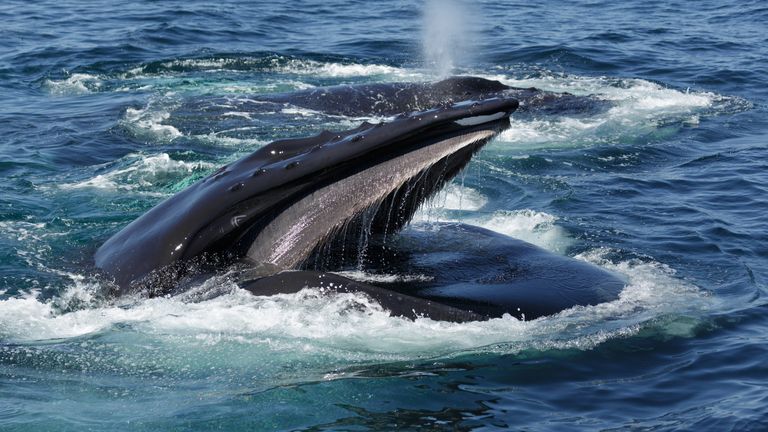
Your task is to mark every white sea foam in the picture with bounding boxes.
[120,58,255,78]
[274,59,418,79]
[192,131,269,148]
[470,210,573,253]
[43,73,103,95]
[119,57,421,82]
[60,153,214,192]
[120,96,274,147]
[489,73,722,150]
[157,58,245,71]
[121,100,182,142]
[0,248,712,362]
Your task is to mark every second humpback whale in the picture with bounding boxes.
[257,76,608,117]
[97,94,624,321]
[170,76,610,137]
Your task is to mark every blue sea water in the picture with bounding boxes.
[1,0,767,430]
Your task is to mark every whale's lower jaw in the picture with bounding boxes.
[238,222,627,323]
[238,270,488,323]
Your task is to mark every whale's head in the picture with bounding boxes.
[96,97,519,293]
[430,76,511,97]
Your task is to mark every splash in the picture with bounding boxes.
[0,251,713,359]
[59,153,214,193]
[43,73,102,95]
[481,73,742,151]
[422,0,476,77]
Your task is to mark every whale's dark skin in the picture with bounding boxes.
[239,271,487,323]
[308,222,624,321]
[97,95,624,321]
[169,76,609,137]
[258,76,608,117]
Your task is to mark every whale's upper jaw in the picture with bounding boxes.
[95,97,519,291]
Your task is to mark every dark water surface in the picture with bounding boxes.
[1,0,767,430]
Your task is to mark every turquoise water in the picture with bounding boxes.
[1,0,767,430]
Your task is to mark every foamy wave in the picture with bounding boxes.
[191,131,269,147]
[487,73,733,150]
[157,58,246,71]
[273,59,420,79]
[0,248,713,361]
[499,116,607,148]
[120,56,421,81]
[565,248,715,338]
[43,73,103,95]
[121,99,182,142]
[120,58,256,78]
[121,97,275,147]
[61,153,214,192]
[157,56,419,79]
[470,210,573,253]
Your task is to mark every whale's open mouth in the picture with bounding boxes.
[95,97,520,292]
[244,120,506,270]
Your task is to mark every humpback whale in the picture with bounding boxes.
[97,94,624,321]
[257,76,608,117]
[170,76,609,137]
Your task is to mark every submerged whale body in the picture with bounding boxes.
[96,94,624,321]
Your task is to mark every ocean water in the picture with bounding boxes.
[1,0,767,430]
